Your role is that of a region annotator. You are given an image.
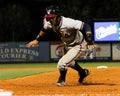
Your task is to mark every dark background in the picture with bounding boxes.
[0,0,120,42]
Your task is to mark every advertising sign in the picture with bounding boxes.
[94,43,111,60]
[93,21,120,42]
[0,42,50,62]
[50,42,64,61]
[112,43,120,60]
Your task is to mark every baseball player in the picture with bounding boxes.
[27,5,95,86]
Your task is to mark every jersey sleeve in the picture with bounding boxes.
[62,17,84,30]
[43,18,52,30]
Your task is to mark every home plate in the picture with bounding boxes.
[0,89,13,96]
[97,66,108,69]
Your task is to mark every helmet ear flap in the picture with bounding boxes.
[46,5,60,15]
[55,6,59,13]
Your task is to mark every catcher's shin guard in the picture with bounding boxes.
[71,61,90,83]
[56,70,67,86]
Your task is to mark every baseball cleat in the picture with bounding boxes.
[56,81,65,86]
[79,69,90,83]
[56,77,65,86]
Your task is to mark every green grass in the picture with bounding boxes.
[0,62,120,68]
[80,62,120,67]
[0,70,53,80]
[0,62,119,68]
[0,63,57,80]
[0,63,57,68]
[0,62,120,80]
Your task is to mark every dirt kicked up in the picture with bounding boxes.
[0,67,120,96]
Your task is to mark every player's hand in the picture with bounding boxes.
[87,44,95,49]
[26,40,38,48]
[84,42,95,50]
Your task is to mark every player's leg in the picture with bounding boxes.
[56,56,68,86]
[56,45,68,86]
[56,69,67,86]
[69,45,90,83]
[69,44,90,83]
[57,45,89,86]
[71,61,90,83]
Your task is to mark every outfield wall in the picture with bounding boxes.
[0,42,120,62]
[0,42,50,62]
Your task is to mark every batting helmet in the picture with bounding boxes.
[44,5,60,19]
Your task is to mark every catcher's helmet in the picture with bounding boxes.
[44,5,60,19]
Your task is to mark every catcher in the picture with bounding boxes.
[27,5,95,86]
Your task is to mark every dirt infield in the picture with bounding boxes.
[0,67,120,96]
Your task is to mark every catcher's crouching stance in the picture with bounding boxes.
[26,5,95,86]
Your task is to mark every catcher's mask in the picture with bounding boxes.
[44,5,60,19]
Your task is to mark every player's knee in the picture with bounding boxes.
[57,64,67,71]
[57,61,67,71]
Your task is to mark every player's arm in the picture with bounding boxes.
[26,18,52,48]
[26,29,46,48]
[81,23,95,49]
